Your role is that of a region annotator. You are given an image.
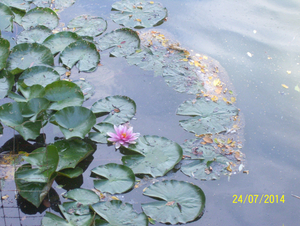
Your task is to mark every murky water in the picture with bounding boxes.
[1,0,300,225]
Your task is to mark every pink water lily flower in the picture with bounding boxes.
[107,125,140,149]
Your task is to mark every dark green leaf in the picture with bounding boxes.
[42,212,71,226]
[0,38,10,70]
[21,97,50,121]
[59,40,100,72]
[142,180,205,224]
[0,69,14,99]
[92,163,135,194]
[57,167,83,178]
[16,25,52,44]
[0,0,30,11]
[50,106,96,139]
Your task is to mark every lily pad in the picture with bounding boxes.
[54,0,76,10]
[0,0,31,11]
[59,40,100,72]
[92,200,148,226]
[92,163,135,194]
[0,2,14,32]
[32,0,51,7]
[0,69,14,99]
[16,25,52,44]
[57,167,83,178]
[73,80,95,101]
[18,66,60,88]
[142,180,205,224]
[111,0,167,29]
[91,95,136,125]
[50,106,96,139]
[163,66,205,94]
[177,98,239,135]
[0,102,44,140]
[43,31,82,55]
[126,47,164,76]
[121,135,182,177]
[68,15,107,37]
[88,122,115,143]
[44,80,84,110]
[0,38,10,70]
[97,28,140,57]
[6,43,54,75]
[42,212,73,226]
[42,211,94,226]
[0,122,3,134]
[18,84,46,101]
[21,7,59,30]
[53,139,94,171]
[21,97,50,121]
[15,145,59,207]
[11,7,25,25]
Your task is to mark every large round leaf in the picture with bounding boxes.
[91,95,136,125]
[21,97,50,122]
[0,102,44,140]
[111,0,167,29]
[142,180,205,224]
[15,145,59,207]
[0,0,31,11]
[18,66,60,88]
[6,43,54,75]
[16,25,52,44]
[32,0,51,7]
[177,98,239,135]
[59,40,100,72]
[50,106,96,139]
[0,2,14,32]
[97,28,140,57]
[88,122,115,143]
[92,200,148,226]
[54,0,76,10]
[0,69,14,99]
[53,139,94,171]
[68,15,107,37]
[92,163,135,194]
[0,38,10,70]
[44,80,84,110]
[21,7,59,30]
[43,31,82,55]
[121,135,182,177]
[42,212,72,226]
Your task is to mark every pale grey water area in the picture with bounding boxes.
[1,0,300,225]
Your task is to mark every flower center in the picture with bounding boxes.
[121,133,127,138]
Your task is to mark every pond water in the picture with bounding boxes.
[1,0,300,225]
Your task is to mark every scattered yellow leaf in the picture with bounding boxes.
[137,6,143,9]
[227,138,232,144]
[281,84,289,89]
[226,165,232,172]
[231,97,236,103]
[267,56,272,60]
[150,1,154,4]
[208,76,213,80]
[111,196,119,200]
[243,170,249,174]
[213,79,221,86]
[136,19,141,22]
[203,136,213,143]
[1,195,9,200]
[189,61,194,66]
[65,71,71,77]
[222,97,227,102]
[203,55,208,60]
[194,61,201,67]
[200,68,206,73]
[286,71,291,74]
[211,95,218,102]
[181,58,188,62]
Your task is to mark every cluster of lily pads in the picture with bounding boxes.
[0,0,245,225]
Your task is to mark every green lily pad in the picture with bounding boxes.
[0,0,31,11]
[122,135,182,177]
[11,7,25,25]
[21,7,59,30]
[44,80,84,110]
[163,66,205,94]
[0,69,14,99]
[0,38,10,70]
[16,25,52,44]
[18,84,46,101]
[88,122,115,143]
[97,28,140,57]
[177,98,239,135]
[68,15,107,37]
[54,0,76,10]
[92,163,135,194]
[0,102,44,140]
[42,212,72,226]
[73,80,95,101]
[142,180,205,224]
[6,43,54,75]
[92,200,148,226]
[57,167,83,178]
[0,122,3,134]
[43,31,82,55]
[21,97,50,121]
[63,188,100,206]
[42,211,94,226]
[91,95,136,125]
[126,47,164,76]
[59,40,100,72]
[0,2,14,32]
[53,139,94,171]
[18,66,60,88]
[15,145,59,207]
[111,0,167,29]
[50,106,96,139]
[32,0,51,7]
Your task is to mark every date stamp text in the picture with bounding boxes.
[233,194,285,204]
